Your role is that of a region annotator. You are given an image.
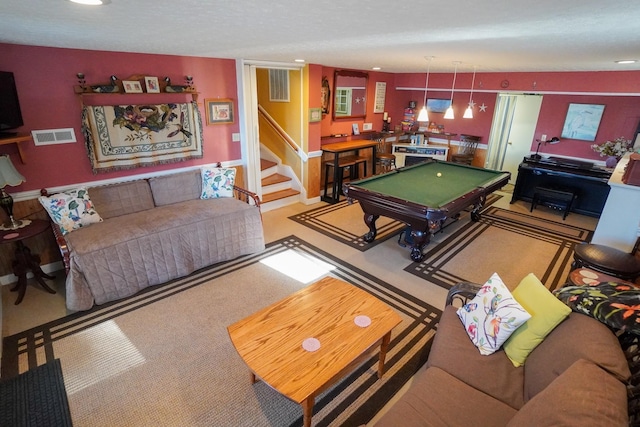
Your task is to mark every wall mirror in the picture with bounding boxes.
[333,69,368,120]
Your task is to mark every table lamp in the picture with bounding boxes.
[0,154,26,229]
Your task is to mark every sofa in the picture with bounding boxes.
[373,278,632,427]
[41,168,265,311]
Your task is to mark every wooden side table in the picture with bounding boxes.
[0,219,56,304]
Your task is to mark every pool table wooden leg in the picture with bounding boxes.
[363,213,379,242]
[409,229,431,262]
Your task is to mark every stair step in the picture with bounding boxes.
[262,188,300,203]
[262,173,291,186]
[261,159,277,171]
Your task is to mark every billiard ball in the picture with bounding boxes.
[437,172,442,177]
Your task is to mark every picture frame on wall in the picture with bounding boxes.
[205,98,234,125]
[144,76,160,93]
[561,103,605,141]
[123,80,143,93]
[309,108,322,122]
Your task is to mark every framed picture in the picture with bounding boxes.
[144,76,160,93]
[352,123,360,135]
[427,98,452,113]
[561,103,605,141]
[205,98,234,125]
[309,108,322,122]
[123,80,143,93]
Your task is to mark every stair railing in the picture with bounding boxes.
[257,104,308,162]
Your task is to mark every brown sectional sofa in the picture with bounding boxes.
[45,169,265,311]
[373,283,631,426]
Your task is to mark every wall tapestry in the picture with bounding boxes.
[82,101,203,173]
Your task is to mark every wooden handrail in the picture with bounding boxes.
[257,104,307,162]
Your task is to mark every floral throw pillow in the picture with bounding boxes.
[200,167,236,199]
[457,273,532,355]
[38,188,102,235]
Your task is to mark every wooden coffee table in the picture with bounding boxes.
[227,276,402,427]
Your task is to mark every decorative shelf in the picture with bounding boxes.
[74,74,199,104]
[0,133,30,163]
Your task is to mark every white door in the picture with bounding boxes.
[502,94,543,181]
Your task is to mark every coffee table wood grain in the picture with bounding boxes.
[227,276,402,427]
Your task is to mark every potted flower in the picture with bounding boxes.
[591,137,633,168]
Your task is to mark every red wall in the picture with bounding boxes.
[0,44,239,193]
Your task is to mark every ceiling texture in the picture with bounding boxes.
[1,0,639,74]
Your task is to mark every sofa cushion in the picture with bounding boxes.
[39,188,103,235]
[89,180,154,220]
[201,167,236,198]
[457,272,531,355]
[427,306,525,409]
[503,273,572,367]
[148,170,201,206]
[508,359,628,427]
[523,312,630,401]
[373,366,517,427]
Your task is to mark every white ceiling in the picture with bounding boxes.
[1,0,639,74]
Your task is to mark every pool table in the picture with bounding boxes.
[342,159,510,261]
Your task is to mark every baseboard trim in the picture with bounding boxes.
[0,261,63,286]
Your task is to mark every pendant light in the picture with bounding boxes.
[463,66,477,119]
[444,61,459,120]
[417,56,433,123]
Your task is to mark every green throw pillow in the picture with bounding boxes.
[503,273,571,367]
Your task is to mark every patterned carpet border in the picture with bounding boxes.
[404,206,593,292]
[288,194,502,251]
[1,236,442,427]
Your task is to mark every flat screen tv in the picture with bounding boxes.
[0,71,24,136]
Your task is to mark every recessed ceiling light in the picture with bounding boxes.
[615,60,637,64]
[294,59,305,63]
[372,67,381,71]
[68,0,111,5]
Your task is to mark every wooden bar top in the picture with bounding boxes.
[321,139,378,153]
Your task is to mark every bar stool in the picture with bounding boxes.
[571,240,640,282]
[323,155,367,203]
[374,135,396,174]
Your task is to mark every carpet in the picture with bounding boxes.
[0,358,72,427]
[288,194,502,251]
[2,236,441,427]
[405,207,593,292]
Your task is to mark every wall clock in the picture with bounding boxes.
[501,79,510,88]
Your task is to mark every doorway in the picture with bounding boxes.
[486,93,543,182]
[236,60,305,199]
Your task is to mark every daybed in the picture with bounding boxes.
[41,168,265,311]
[374,275,632,427]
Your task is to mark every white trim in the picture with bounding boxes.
[396,86,640,97]
[13,160,243,202]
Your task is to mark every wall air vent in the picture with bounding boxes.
[31,128,77,145]
[269,69,290,102]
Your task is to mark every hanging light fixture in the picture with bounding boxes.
[417,56,433,123]
[463,66,477,119]
[444,61,459,120]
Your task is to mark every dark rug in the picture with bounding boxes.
[288,194,502,251]
[0,358,72,427]
[2,236,441,427]
[405,207,593,292]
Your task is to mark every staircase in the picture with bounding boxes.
[260,159,300,210]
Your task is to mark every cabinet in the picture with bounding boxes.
[392,143,449,166]
[511,156,612,217]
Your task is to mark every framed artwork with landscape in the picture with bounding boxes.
[561,103,605,141]
[205,98,234,125]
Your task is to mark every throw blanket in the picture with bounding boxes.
[82,102,203,173]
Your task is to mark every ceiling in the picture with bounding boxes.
[1,0,639,74]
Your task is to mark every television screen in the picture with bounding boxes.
[0,71,24,134]
[427,98,452,114]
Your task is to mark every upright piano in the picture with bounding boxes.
[511,156,612,217]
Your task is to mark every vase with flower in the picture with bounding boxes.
[591,137,633,168]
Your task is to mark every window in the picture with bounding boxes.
[334,88,352,116]
[269,69,290,102]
